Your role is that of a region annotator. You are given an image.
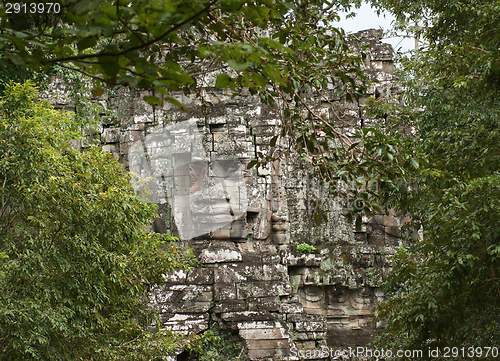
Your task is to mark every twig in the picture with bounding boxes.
[491,265,500,298]
[47,0,220,64]
[294,90,352,150]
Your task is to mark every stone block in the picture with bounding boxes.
[214,283,237,301]
[281,302,304,314]
[254,135,274,145]
[214,300,247,313]
[119,129,142,143]
[282,251,322,267]
[212,228,231,239]
[247,297,280,312]
[385,234,400,246]
[287,314,325,323]
[236,281,291,299]
[293,331,326,341]
[100,116,119,125]
[326,321,375,347]
[163,269,188,283]
[154,284,213,304]
[295,321,327,332]
[227,123,247,134]
[273,233,287,244]
[354,231,367,243]
[186,267,214,285]
[246,339,290,350]
[161,313,209,335]
[385,225,400,238]
[215,264,247,283]
[160,301,212,313]
[200,247,242,263]
[357,305,374,316]
[343,305,358,316]
[251,125,276,136]
[237,320,282,329]
[215,263,288,283]
[371,214,385,230]
[101,127,120,143]
[272,222,287,232]
[230,220,248,239]
[222,311,274,323]
[239,328,287,340]
[252,116,279,127]
[383,215,397,228]
[303,308,326,316]
[327,308,346,316]
[294,341,315,350]
[207,115,227,125]
[133,113,154,125]
[290,266,317,286]
[247,347,290,360]
[245,105,262,118]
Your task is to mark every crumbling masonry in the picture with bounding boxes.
[41,29,407,360]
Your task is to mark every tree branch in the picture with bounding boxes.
[46,0,220,65]
[491,265,500,298]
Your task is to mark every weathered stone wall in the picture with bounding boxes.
[41,29,405,360]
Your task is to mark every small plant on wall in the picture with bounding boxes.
[296,243,317,254]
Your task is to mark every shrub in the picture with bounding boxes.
[296,243,317,254]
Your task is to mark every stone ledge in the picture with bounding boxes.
[282,251,322,267]
[161,313,209,335]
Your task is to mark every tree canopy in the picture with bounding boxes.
[372,0,500,91]
[0,0,362,102]
[0,81,197,360]
[368,0,500,356]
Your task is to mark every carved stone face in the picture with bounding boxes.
[129,118,247,239]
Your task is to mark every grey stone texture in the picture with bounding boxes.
[41,29,405,360]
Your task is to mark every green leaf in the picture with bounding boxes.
[143,95,163,107]
[355,215,362,230]
[227,59,251,72]
[215,73,232,88]
[247,160,258,169]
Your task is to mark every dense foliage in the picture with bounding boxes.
[0,0,363,103]
[372,0,500,91]
[196,323,248,361]
[368,0,500,357]
[0,82,196,360]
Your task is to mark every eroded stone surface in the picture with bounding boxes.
[41,29,405,361]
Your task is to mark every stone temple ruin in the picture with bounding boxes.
[41,29,407,360]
